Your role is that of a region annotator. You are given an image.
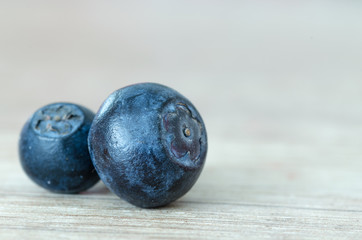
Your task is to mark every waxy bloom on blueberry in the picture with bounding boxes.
[88,83,208,208]
[19,103,99,193]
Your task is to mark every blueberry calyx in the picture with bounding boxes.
[31,103,84,138]
[162,101,203,169]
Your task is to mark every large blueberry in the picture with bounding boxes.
[88,83,208,208]
[19,102,99,193]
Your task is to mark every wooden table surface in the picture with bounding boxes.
[1,2,362,239]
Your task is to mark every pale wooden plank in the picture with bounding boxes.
[1,131,362,239]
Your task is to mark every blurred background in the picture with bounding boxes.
[1,1,362,155]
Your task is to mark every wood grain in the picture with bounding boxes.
[1,128,362,239]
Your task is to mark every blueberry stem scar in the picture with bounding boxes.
[184,128,191,137]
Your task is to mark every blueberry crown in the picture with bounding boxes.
[31,103,84,138]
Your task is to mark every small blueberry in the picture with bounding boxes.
[19,102,99,193]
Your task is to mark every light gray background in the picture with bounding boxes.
[1,1,361,139]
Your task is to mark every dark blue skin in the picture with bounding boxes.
[19,103,99,193]
[88,83,208,208]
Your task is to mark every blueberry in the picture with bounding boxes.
[19,102,99,193]
[88,83,208,208]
